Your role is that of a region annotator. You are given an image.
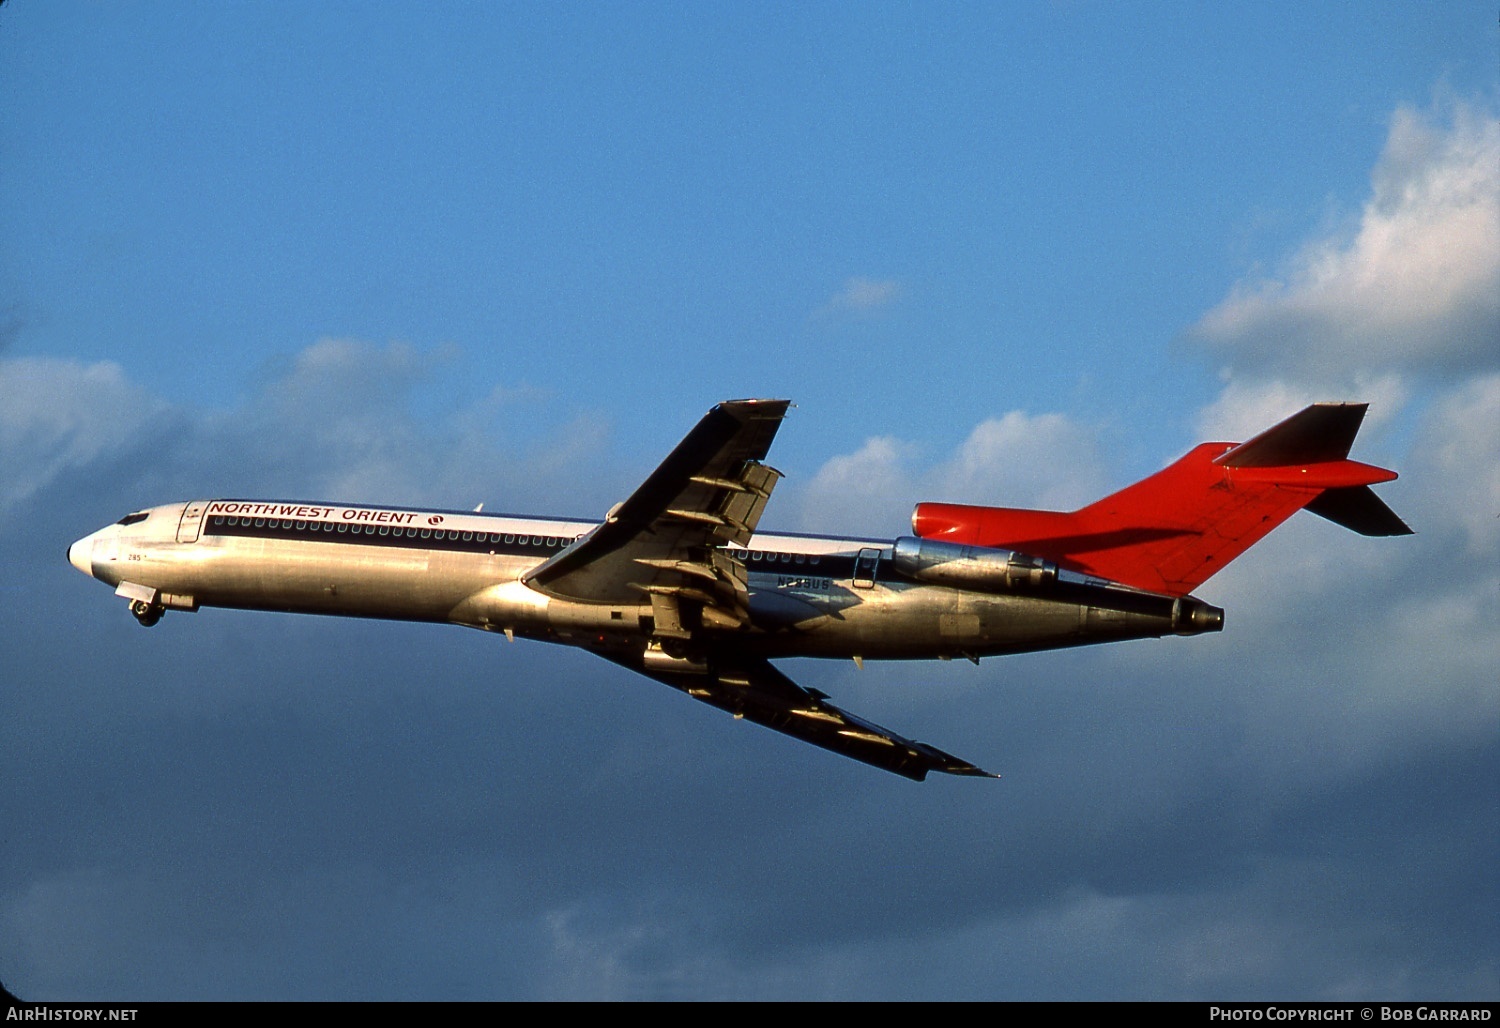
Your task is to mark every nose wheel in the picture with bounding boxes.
[129,599,164,627]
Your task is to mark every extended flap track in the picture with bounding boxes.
[640,460,780,641]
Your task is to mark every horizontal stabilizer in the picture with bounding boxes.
[1217,402,1367,467]
[1303,486,1413,537]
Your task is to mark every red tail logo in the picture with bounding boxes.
[912,404,1411,597]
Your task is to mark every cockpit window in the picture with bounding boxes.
[115,512,150,527]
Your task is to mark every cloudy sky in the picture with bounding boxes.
[2,1,1496,1001]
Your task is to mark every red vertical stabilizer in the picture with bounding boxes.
[911,404,1410,597]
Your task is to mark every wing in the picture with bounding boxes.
[596,650,995,782]
[525,398,788,637]
[528,398,991,780]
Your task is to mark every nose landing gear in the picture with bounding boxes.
[129,599,164,627]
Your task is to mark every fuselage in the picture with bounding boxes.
[68,498,1224,662]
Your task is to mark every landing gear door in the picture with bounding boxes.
[176,501,207,543]
[853,547,881,589]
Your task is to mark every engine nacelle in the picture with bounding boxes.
[890,536,1057,592]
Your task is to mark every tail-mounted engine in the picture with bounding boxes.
[890,536,1057,592]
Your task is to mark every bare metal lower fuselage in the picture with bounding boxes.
[69,500,1223,663]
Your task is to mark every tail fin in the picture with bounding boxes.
[912,403,1411,597]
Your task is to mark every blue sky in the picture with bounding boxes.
[2,1,1497,1001]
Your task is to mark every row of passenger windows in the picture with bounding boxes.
[210,515,574,547]
[208,514,827,564]
[746,551,821,566]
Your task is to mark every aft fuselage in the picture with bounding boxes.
[68,499,1223,661]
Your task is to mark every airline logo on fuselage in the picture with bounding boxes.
[206,501,435,526]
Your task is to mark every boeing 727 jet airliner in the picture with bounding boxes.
[67,399,1410,780]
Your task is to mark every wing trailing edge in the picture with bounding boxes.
[524,399,788,629]
[596,650,994,782]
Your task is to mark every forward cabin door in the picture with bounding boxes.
[176,501,207,543]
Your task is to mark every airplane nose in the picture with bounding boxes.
[68,535,94,576]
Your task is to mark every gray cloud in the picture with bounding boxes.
[1412,372,1500,555]
[3,339,1496,999]
[0,356,176,520]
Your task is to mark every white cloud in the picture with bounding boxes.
[935,411,1108,510]
[1190,98,1500,375]
[1192,371,1408,441]
[796,410,1107,534]
[795,435,917,534]
[815,277,903,318]
[1172,106,1500,772]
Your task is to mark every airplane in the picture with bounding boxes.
[66,399,1410,781]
